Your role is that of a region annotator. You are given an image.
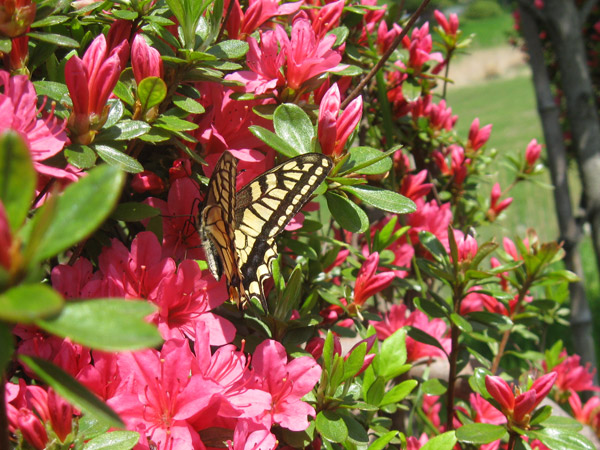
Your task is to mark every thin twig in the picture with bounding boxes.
[217,0,236,42]
[341,0,432,109]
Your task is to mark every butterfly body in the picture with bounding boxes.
[200,151,333,310]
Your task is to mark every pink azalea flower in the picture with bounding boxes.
[434,10,459,37]
[65,33,129,144]
[406,432,429,450]
[150,259,235,344]
[461,288,507,315]
[51,258,96,299]
[428,99,457,131]
[470,393,505,425]
[225,0,302,40]
[144,178,205,261]
[525,138,542,170]
[77,351,121,401]
[286,18,344,91]
[0,70,70,180]
[487,182,513,222]
[317,82,363,157]
[544,350,600,394]
[250,339,321,431]
[467,118,492,152]
[352,252,395,307]
[225,26,288,95]
[400,170,433,201]
[131,170,165,194]
[403,23,443,72]
[407,199,453,252]
[109,339,224,449]
[485,372,557,428]
[227,419,277,450]
[377,20,402,54]
[131,34,164,84]
[371,304,451,362]
[568,389,600,429]
[452,229,478,263]
[310,0,344,38]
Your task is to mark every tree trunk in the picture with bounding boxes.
[519,2,598,380]
[542,0,600,279]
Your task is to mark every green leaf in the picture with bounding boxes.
[65,145,97,169]
[273,104,314,155]
[32,165,125,262]
[539,416,585,430]
[378,328,408,380]
[365,376,385,406]
[172,96,205,114]
[421,431,458,450]
[340,413,369,444]
[342,185,416,214]
[19,355,124,428]
[419,231,448,261]
[33,80,69,103]
[367,431,398,450]
[0,37,11,53]
[249,125,299,158]
[83,431,140,450]
[111,202,160,222]
[338,146,394,175]
[450,313,472,332]
[95,145,144,173]
[112,9,138,20]
[98,121,152,142]
[326,192,369,233]
[137,77,167,110]
[155,115,199,131]
[0,130,35,231]
[456,423,506,444]
[316,411,348,443]
[529,428,595,450]
[206,40,249,59]
[78,415,109,440]
[31,15,70,27]
[343,342,367,380]
[35,299,162,351]
[28,31,79,47]
[0,322,14,373]
[379,380,418,406]
[414,296,449,318]
[0,284,63,323]
[422,378,448,395]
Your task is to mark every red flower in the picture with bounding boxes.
[131,34,163,84]
[434,9,459,37]
[467,118,492,152]
[485,372,557,428]
[487,182,513,221]
[318,82,363,157]
[545,350,600,394]
[525,138,542,171]
[352,252,395,307]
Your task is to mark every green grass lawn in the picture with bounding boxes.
[445,72,600,359]
[459,12,516,49]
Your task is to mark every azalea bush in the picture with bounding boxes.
[0,0,598,449]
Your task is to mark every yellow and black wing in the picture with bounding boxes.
[199,151,246,306]
[234,153,333,309]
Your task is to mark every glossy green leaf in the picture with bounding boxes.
[273,103,314,155]
[173,96,205,114]
[0,322,14,373]
[95,145,144,173]
[338,146,394,175]
[343,342,367,380]
[341,413,369,444]
[316,410,348,443]
[112,9,137,20]
[450,313,472,332]
[83,431,140,450]
[529,428,594,450]
[419,231,449,261]
[341,185,416,214]
[206,40,249,59]
[28,31,79,47]
[36,299,161,351]
[380,380,418,406]
[99,121,151,142]
[32,165,125,262]
[33,80,69,103]
[365,376,385,407]
[19,355,124,428]
[0,130,35,231]
[137,77,167,110]
[31,15,70,27]
[539,416,584,430]
[326,192,369,233]
[249,125,298,158]
[78,415,110,440]
[367,431,398,450]
[0,284,63,323]
[65,145,97,169]
[155,115,199,131]
[111,202,160,222]
[414,296,449,318]
[378,328,408,380]
[421,431,458,450]
[456,423,506,444]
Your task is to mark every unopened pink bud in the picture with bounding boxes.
[132,34,164,84]
[485,375,515,413]
[17,409,48,450]
[525,138,542,167]
[48,389,72,442]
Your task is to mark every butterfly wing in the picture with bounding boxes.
[234,153,333,309]
[199,151,246,306]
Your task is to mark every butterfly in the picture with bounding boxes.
[200,151,333,310]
